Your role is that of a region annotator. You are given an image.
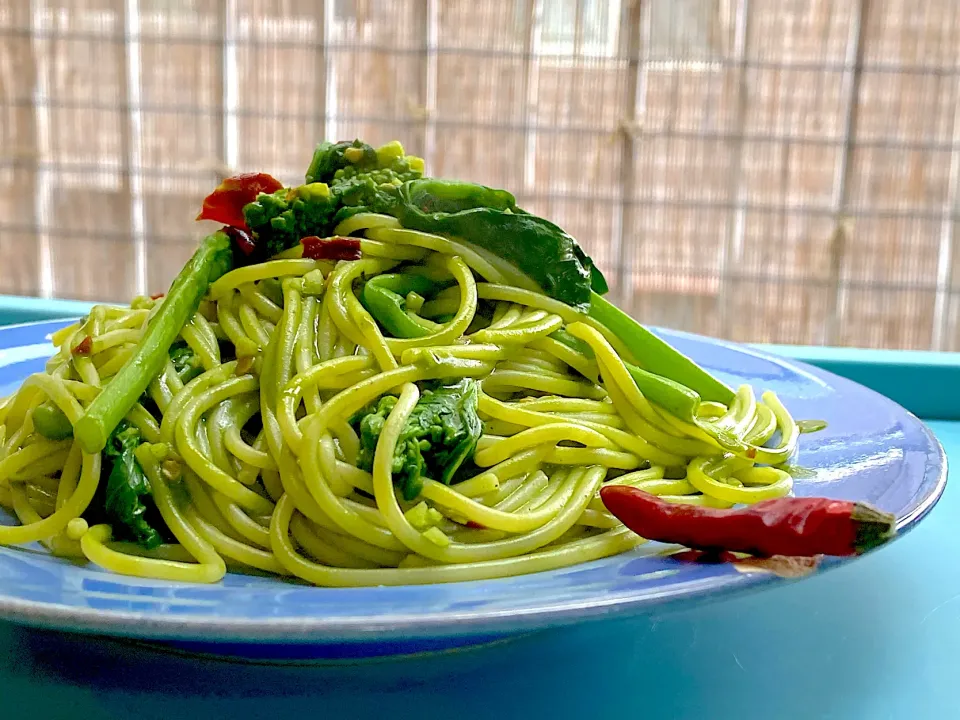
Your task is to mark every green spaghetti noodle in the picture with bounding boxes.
[0,140,801,587]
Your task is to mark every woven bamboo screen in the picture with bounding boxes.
[2,0,959,350]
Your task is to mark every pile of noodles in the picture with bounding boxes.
[0,213,797,586]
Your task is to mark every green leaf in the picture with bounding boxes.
[102,422,164,549]
[392,180,606,310]
[169,342,203,384]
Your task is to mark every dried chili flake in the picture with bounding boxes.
[196,172,283,230]
[223,226,257,257]
[301,236,362,261]
[72,336,93,355]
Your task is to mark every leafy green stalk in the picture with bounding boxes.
[550,327,704,420]
[360,273,449,339]
[587,293,735,405]
[353,379,483,501]
[74,231,234,453]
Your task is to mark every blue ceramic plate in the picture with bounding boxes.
[0,319,946,662]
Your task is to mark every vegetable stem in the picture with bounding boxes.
[361,273,443,338]
[74,231,234,452]
[587,292,734,405]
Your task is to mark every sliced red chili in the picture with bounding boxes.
[196,172,283,230]
[465,520,486,530]
[223,226,257,257]
[600,486,896,557]
[72,336,93,355]
[301,236,362,261]
[150,292,165,300]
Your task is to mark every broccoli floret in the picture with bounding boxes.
[351,379,482,502]
[353,394,400,480]
[238,140,425,260]
[242,183,339,259]
[312,140,425,214]
[305,139,379,184]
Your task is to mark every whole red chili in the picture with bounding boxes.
[599,486,896,557]
[196,172,283,229]
[301,236,362,261]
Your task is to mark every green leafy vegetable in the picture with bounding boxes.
[402,178,516,214]
[354,395,398,476]
[242,183,339,259]
[328,142,423,214]
[244,141,425,259]
[391,179,606,310]
[352,379,483,501]
[321,140,424,230]
[102,422,164,549]
[233,139,734,415]
[305,140,379,184]
[73,230,234,453]
[169,342,203,384]
[307,139,423,188]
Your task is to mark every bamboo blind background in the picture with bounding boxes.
[2,0,960,350]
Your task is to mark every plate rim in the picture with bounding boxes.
[0,318,947,643]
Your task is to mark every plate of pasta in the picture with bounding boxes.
[0,141,945,661]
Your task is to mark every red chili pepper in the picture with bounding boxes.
[72,336,92,355]
[465,520,486,530]
[599,486,896,557]
[150,292,165,300]
[223,225,257,257]
[301,236,362,261]
[196,172,283,230]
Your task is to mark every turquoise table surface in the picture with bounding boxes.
[0,297,957,720]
